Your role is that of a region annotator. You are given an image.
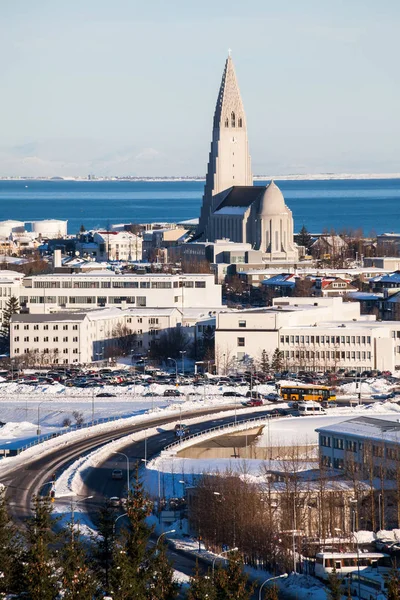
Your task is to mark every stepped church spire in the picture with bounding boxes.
[197,54,252,239]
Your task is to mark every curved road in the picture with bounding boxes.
[0,405,293,597]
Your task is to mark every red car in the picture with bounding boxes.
[246,399,263,407]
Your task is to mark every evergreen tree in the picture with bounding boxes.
[109,471,154,600]
[147,540,178,600]
[296,225,312,250]
[0,296,19,352]
[0,487,23,596]
[93,501,115,594]
[259,350,270,374]
[187,561,216,600]
[59,520,98,600]
[387,569,400,600]
[327,566,342,600]
[271,348,284,373]
[21,495,59,600]
[213,551,254,600]
[79,224,86,233]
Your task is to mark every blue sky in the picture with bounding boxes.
[1,0,400,177]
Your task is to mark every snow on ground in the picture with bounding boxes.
[338,377,392,397]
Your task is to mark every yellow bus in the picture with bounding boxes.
[279,384,336,403]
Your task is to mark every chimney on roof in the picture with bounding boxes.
[53,249,62,269]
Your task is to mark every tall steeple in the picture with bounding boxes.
[197,54,252,238]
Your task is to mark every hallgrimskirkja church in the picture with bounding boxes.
[197,55,298,265]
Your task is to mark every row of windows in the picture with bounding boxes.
[15,348,79,355]
[14,336,78,343]
[280,335,372,345]
[32,279,207,290]
[321,436,400,461]
[282,350,372,360]
[23,296,147,306]
[14,324,78,331]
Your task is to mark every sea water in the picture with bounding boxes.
[0,178,399,235]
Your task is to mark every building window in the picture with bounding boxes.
[14,336,19,342]
[14,348,19,354]
[237,337,245,347]
[24,325,29,330]
[73,337,78,342]
[73,349,78,354]
[53,337,58,342]
[195,281,206,288]
[33,325,39,330]
[63,337,68,342]
[239,320,246,328]
[34,337,39,342]
[63,325,68,330]
[44,325,48,330]
[53,325,58,331]
[14,325,19,330]
[24,337,29,342]
[231,111,236,127]
[238,117,242,127]
[225,117,229,127]
[333,437,344,449]
[44,337,49,342]
[73,325,78,330]
[63,349,68,354]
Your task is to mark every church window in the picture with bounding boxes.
[238,117,243,127]
[231,111,236,127]
[225,117,229,127]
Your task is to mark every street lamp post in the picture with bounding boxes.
[350,499,361,600]
[258,574,288,600]
[113,512,128,535]
[37,400,48,436]
[157,529,176,547]
[179,351,186,377]
[212,548,239,579]
[112,451,130,493]
[168,357,178,384]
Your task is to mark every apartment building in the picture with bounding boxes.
[0,270,25,324]
[19,273,222,313]
[10,306,183,363]
[316,416,400,476]
[215,297,400,373]
[93,231,142,261]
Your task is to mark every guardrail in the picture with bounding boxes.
[162,413,285,453]
[0,414,128,457]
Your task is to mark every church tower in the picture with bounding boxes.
[197,54,252,239]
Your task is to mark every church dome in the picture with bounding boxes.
[259,180,286,216]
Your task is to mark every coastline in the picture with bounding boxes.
[2,173,400,183]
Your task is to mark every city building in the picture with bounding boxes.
[19,272,222,313]
[0,270,25,325]
[92,231,142,261]
[317,416,400,476]
[215,296,400,373]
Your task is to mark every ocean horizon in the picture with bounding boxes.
[0,178,398,236]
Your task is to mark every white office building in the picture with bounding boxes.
[215,297,400,373]
[19,273,222,313]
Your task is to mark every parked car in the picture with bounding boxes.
[111,469,123,480]
[223,391,244,397]
[96,392,116,397]
[164,389,182,397]
[265,392,281,402]
[371,393,394,400]
[245,391,263,399]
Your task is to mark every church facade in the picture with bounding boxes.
[197,55,298,264]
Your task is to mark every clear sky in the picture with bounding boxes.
[1,0,400,177]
